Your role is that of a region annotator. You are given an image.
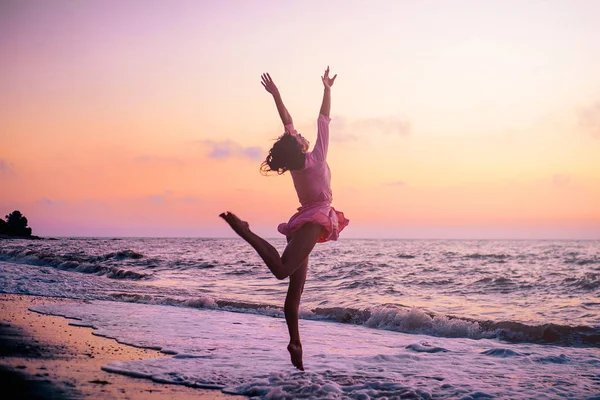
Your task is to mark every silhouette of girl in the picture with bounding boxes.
[220,67,349,370]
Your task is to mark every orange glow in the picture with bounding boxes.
[1,1,599,238]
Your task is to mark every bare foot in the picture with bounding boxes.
[219,212,250,238]
[287,342,304,371]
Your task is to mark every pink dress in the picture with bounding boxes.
[277,114,349,243]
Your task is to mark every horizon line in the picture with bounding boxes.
[7,235,599,241]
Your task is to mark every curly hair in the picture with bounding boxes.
[260,133,307,175]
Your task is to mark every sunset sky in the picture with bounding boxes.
[1,0,599,239]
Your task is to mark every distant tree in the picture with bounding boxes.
[4,210,32,237]
[0,219,7,235]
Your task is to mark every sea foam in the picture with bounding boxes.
[31,301,600,399]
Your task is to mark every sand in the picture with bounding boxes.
[0,294,240,399]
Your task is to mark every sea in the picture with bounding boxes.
[1,238,599,399]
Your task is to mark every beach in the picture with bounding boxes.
[0,294,237,399]
[3,0,600,397]
[0,238,599,398]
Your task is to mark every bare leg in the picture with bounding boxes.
[285,236,309,370]
[220,211,320,370]
[219,211,321,280]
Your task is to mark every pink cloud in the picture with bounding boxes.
[200,140,264,161]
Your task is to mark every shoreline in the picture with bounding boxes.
[0,293,239,399]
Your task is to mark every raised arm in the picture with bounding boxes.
[313,67,337,162]
[261,73,293,126]
[319,66,337,118]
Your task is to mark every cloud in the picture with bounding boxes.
[330,116,411,140]
[552,174,570,187]
[135,155,186,167]
[200,140,264,161]
[240,146,263,161]
[577,102,600,138]
[0,159,17,177]
[38,198,67,207]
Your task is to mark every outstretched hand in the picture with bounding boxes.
[261,73,278,94]
[321,66,337,89]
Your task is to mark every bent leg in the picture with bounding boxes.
[219,212,322,280]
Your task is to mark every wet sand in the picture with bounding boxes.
[0,294,239,399]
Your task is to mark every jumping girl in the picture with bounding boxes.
[219,67,349,370]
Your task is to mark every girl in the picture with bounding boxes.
[220,67,349,370]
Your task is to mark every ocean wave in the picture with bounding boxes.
[0,248,150,280]
[416,279,455,286]
[339,279,381,289]
[364,307,483,339]
[196,262,216,269]
[563,273,600,290]
[532,354,570,364]
[463,253,510,260]
[108,293,217,309]
[364,307,600,347]
[101,250,145,260]
[396,253,416,259]
[108,294,290,320]
[406,342,449,353]
[311,306,371,323]
[564,256,599,265]
[477,319,600,347]
[100,293,600,348]
[480,348,526,357]
[473,276,515,286]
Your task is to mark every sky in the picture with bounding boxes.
[1,0,599,239]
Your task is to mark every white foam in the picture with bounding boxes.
[31,301,600,399]
[365,306,484,338]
